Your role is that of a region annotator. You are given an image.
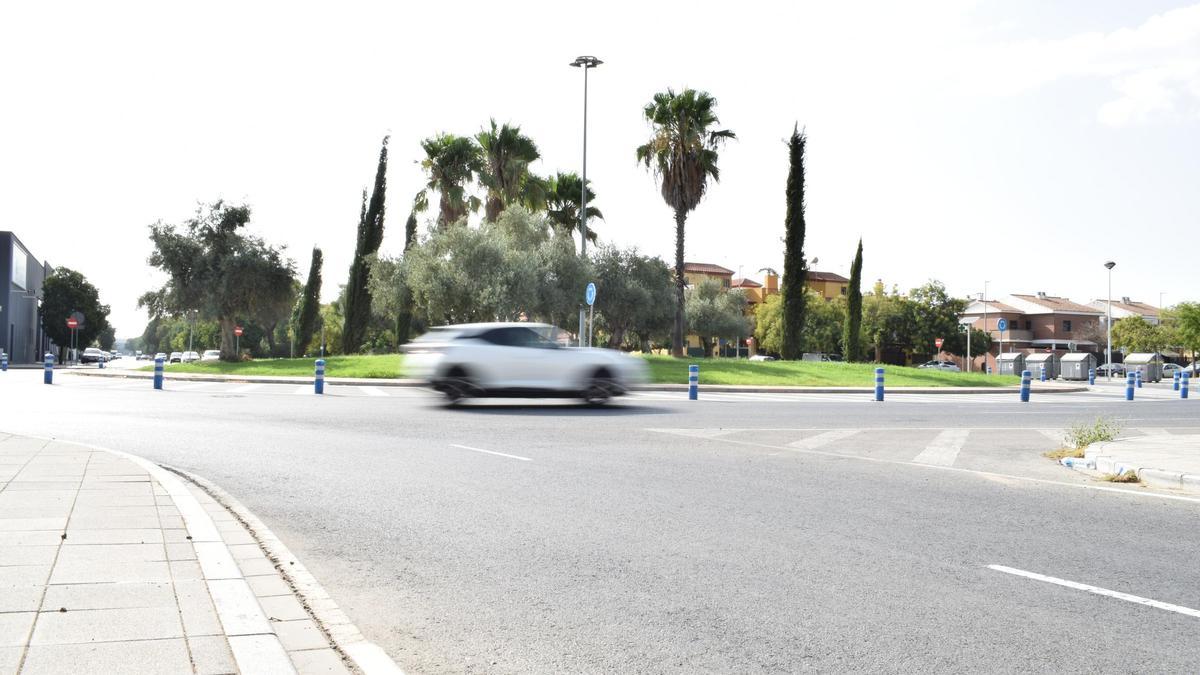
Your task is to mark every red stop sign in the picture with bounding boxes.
[66,318,78,329]
[234,326,244,337]
[935,338,944,349]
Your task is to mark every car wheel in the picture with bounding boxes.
[442,367,476,404]
[582,370,616,406]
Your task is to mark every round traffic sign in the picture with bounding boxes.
[66,318,78,329]
[997,318,1008,332]
[234,326,244,337]
[935,338,944,349]
[585,282,597,307]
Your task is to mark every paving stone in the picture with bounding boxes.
[259,594,310,622]
[63,528,163,544]
[168,559,204,581]
[0,564,51,587]
[55,543,166,564]
[0,517,68,531]
[0,544,58,566]
[0,584,44,612]
[174,579,223,636]
[227,543,266,560]
[219,528,257,546]
[66,514,163,529]
[50,559,172,584]
[291,647,353,674]
[247,573,292,597]
[0,645,20,674]
[42,581,175,611]
[188,634,238,675]
[0,482,79,491]
[30,605,184,644]
[165,541,197,561]
[163,528,191,543]
[20,637,193,675]
[0,530,61,545]
[237,557,278,577]
[0,611,35,647]
[227,634,293,674]
[273,618,328,651]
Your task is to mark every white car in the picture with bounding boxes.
[749,354,777,362]
[201,349,221,362]
[181,351,201,363]
[403,322,649,404]
[918,360,961,372]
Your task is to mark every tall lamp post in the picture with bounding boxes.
[570,55,602,347]
[982,281,990,374]
[1105,261,1116,380]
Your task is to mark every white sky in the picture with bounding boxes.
[2,1,1198,336]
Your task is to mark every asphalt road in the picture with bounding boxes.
[3,369,1200,673]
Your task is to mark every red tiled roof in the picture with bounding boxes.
[806,270,849,283]
[731,277,762,288]
[966,300,1022,314]
[1011,294,1102,314]
[1111,300,1160,316]
[683,262,735,276]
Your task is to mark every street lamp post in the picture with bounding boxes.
[1105,261,1116,380]
[982,281,990,374]
[571,55,602,348]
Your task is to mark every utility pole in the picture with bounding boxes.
[1105,261,1116,380]
[571,55,602,347]
[982,281,989,374]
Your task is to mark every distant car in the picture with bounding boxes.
[169,352,183,363]
[1162,363,1183,378]
[918,360,961,372]
[1095,363,1126,377]
[153,352,167,362]
[201,349,220,362]
[402,322,649,404]
[80,347,108,364]
[181,351,201,363]
[749,354,777,362]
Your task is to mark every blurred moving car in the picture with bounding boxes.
[403,322,649,404]
[80,347,108,364]
[749,354,777,362]
[201,350,220,362]
[169,352,183,363]
[154,352,167,362]
[918,360,961,372]
[181,351,201,363]
[1095,363,1126,377]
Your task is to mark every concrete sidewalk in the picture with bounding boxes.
[1063,434,1200,493]
[0,433,387,674]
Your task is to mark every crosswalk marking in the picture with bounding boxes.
[359,386,387,397]
[1037,429,1065,446]
[292,385,312,395]
[1138,427,1170,435]
[787,429,859,450]
[912,429,971,466]
[228,383,263,394]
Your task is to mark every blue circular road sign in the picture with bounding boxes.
[585,282,597,306]
[997,318,1008,332]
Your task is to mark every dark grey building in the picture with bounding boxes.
[1,232,54,364]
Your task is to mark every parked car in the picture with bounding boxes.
[169,352,183,363]
[918,360,961,372]
[201,350,220,362]
[1095,363,1126,377]
[108,351,121,360]
[80,347,108,364]
[1162,363,1183,378]
[749,354,777,362]
[153,352,167,362]
[402,322,649,404]
[181,351,201,363]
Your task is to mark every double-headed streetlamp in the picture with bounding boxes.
[570,55,602,347]
[1105,261,1116,380]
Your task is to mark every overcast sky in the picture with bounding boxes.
[2,1,1197,336]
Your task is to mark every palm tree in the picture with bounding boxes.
[416,133,484,227]
[636,88,735,357]
[476,120,548,221]
[545,171,602,248]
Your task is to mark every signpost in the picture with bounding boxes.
[584,283,597,348]
[997,318,1007,371]
[66,313,84,363]
[234,325,243,358]
[934,337,944,357]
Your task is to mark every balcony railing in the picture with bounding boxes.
[988,329,1034,342]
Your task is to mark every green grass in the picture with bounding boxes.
[145,354,403,379]
[640,356,1022,387]
[145,353,1021,387]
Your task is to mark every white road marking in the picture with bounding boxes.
[359,386,387,397]
[1037,429,1065,445]
[449,444,532,462]
[227,383,263,394]
[787,429,860,450]
[988,564,1200,619]
[912,428,971,466]
[1138,427,1170,435]
[293,385,314,395]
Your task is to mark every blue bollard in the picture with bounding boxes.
[688,364,698,400]
[1174,370,1182,391]
[874,367,885,402]
[98,356,104,369]
[1020,370,1031,402]
[1125,373,1135,401]
[1136,368,1143,389]
[987,365,992,375]
[153,356,164,390]
[43,353,54,385]
[1182,372,1190,399]
[1088,367,1095,385]
[1,352,7,372]
[1039,365,1046,382]
[315,359,326,395]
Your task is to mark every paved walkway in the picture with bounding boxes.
[0,433,353,674]
[1080,434,1200,492]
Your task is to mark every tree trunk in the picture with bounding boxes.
[485,196,503,223]
[702,338,713,358]
[672,209,687,358]
[218,318,237,361]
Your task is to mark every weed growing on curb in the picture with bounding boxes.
[1100,470,1140,483]
[1044,416,1123,460]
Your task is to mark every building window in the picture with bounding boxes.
[840,286,847,296]
[1024,320,1032,330]
[1063,320,1072,332]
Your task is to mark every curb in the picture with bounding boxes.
[172,468,404,675]
[64,369,1090,395]
[1058,442,1200,494]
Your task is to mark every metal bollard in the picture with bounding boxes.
[987,365,992,375]
[688,364,698,400]
[1136,368,1143,389]
[1039,365,1046,382]
[1182,372,1190,399]
[1125,372,1135,401]
[153,357,164,390]
[43,353,54,385]
[1088,367,1095,386]
[874,367,885,402]
[1174,370,1182,391]
[315,359,326,395]
[1,353,7,372]
[98,357,104,369]
[1020,370,1031,402]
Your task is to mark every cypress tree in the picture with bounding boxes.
[843,239,864,362]
[781,125,808,360]
[294,247,323,355]
[342,136,389,353]
[395,210,419,346]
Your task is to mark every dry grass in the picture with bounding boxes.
[1100,470,1141,483]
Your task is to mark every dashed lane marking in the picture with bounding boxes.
[988,565,1200,619]
[912,428,971,466]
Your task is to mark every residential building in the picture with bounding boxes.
[1086,297,1161,325]
[960,292,1104,372]
[805,271,850,300]
[1,232,54,364]
[682,262,734,289]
